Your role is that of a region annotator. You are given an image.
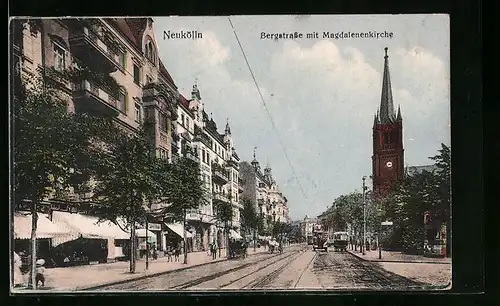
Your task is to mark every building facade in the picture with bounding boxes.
[11,17,180,261]
[372,47,405,196]
[239,149,290,234]
[174,84,243,252]
[299,215,317,242]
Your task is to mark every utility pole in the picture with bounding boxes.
[362,176,367,256]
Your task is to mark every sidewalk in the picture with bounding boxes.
[348,249,452,288]
[348,249,451,264]
[13,247,267,292]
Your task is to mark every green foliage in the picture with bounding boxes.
[240,197,258,234]
[89,125,161,225]
[160,156,209,223]
[213,198,232,225]
[272,221,292,238]
[13,71,108,205]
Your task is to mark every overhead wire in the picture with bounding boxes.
[228,17,308,199]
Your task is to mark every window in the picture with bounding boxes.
[146,75,152,85]
[121,53,127,69]
[133,64,140,85]
[118,92,127,113]
[202,149,206,163]
[53,43,65,71]
[181,114,185,126]
[159,113,167,132]
[134,103,142,123]
[186,118,190,129]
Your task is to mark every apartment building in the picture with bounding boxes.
[11,17,179,260]
[239,150,290,234]
[174,83,244,252]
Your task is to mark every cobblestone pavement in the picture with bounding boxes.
[377,262,451,288]
[92,246,435,291]
[94,245,305,291]
[306,250,427,291]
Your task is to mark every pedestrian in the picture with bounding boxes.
[13,251,24,287]
[211,241,217,260]
[152,245,158,260]
[35,259,46,288]
[174,246,180,262]
[167,245,173,262]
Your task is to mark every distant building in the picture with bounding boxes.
[239,148,290,234]
[299,215,317,241]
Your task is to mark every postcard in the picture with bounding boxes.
[10,14,451,293]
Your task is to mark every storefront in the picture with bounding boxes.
[13,211,69,269]
[163,223,193,253]
[50,211,130,265]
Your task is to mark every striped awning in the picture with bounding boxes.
[14,212,69,239]
[51,211,130,246]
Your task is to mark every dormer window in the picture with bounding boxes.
[145,37,157,65]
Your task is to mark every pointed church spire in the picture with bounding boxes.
[225,118,231,134]
[396,105,402,121]
[379,47,396,124]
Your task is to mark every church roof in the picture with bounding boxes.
[405,164,438,176]
[378,47,398,124]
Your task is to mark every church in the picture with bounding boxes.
[371,48,448,257]
[372,47,404,196]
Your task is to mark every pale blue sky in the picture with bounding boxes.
[153,15,450,220]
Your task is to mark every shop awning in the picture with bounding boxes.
[51,211,130,241]
[230,229,243,240]
[135,228,157,241]
[165,223,193,238]
[14,212,69,239]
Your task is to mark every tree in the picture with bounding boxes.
[213,194,233,258]
[380,144,451,254]
[272,222,292,241]
[240,197,259,250]
[12,69,113,288]
[89,123,163,272]
[159,156,208,264]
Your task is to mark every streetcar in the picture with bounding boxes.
[332,231,349,252]
[312,230,328,252]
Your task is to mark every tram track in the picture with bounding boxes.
[219,250,303,289]
[172,248,304,290]
[292,250,317,288]
[241,250,304,289]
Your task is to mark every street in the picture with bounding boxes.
[94,245,427,291]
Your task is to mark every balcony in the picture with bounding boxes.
[193,132,213,148]
[72,80,122,116]
[226,159,239,169]
[213,193,230,203]
[212,165,229,185]
[185,151,200,163]
[69,27,121,74]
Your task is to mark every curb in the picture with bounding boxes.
[78,250,267,291]
[346,250,451,265]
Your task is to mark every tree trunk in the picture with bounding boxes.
[145,217,149,270]
[29,201,38,289]
[253,229,257,252]
[183,210,188,264]
[130,221,136,273]
[226,222,230,259]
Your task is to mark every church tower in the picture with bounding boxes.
[372,48,404,196]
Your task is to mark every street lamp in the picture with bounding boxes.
[362,176,367,256]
